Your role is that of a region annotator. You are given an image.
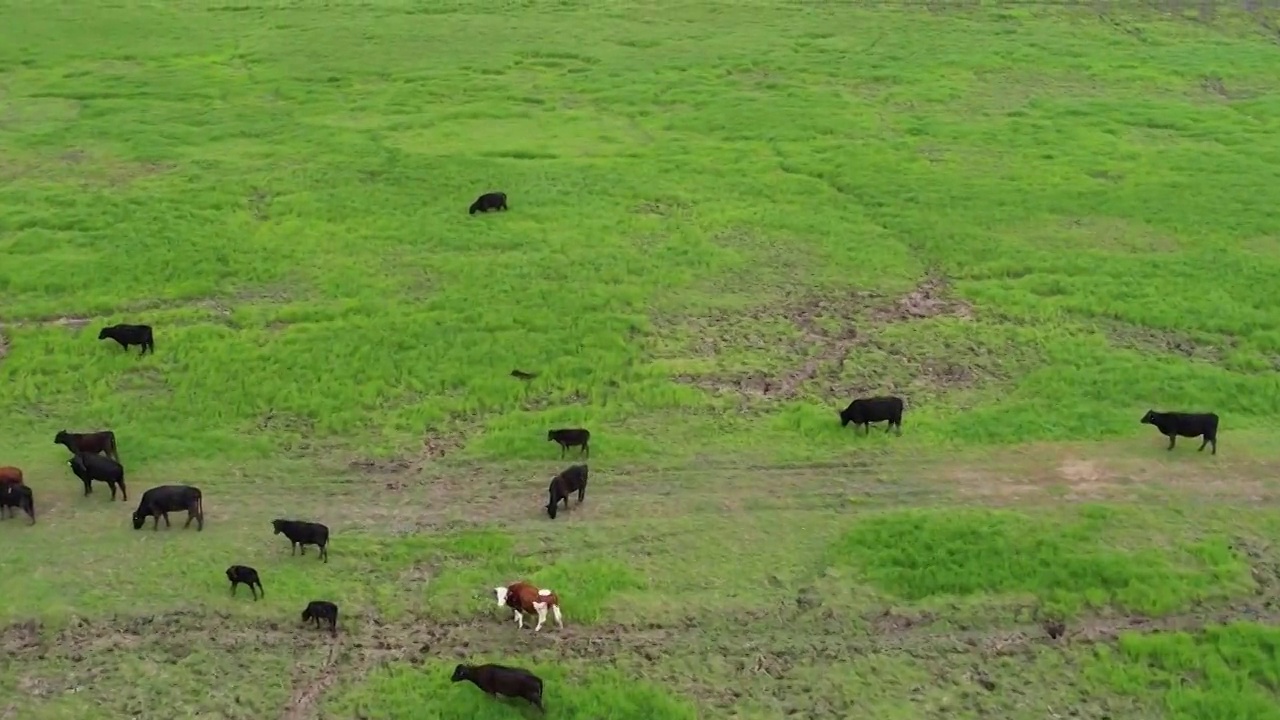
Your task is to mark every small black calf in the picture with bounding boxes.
[1141,410,1219,455]
[547,428,590,459]
[0,483,35,524]
[226,565,264,601]
[98,323,154,355]
[69,452,128,501]
[132,485,203,531]
[839,396,904,435]
[510,369,537,380]
[451,663,544,712]
[272,519,330,562]
[547,464,588,520]
[469,191,508,215]
[302,600,338,635]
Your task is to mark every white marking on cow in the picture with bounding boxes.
[532,601,548,631]
[537,588,552,597]
[551,604,564,628]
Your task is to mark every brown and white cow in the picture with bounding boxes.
[494,580,563,632]
[0,466,23,486]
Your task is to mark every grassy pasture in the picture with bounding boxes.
[3,1,1280,718]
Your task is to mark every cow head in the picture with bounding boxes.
[53,430,69,445]
[1140,410,1155,425]
[838,409,854,427]
[271,519,284,535]
[301,608,312,622]
[494,586,510,607]
[546,500,558,520]
[131,511,145,530]
[546,430,556,441]
[450,664,471,682]
[97,327,110,340]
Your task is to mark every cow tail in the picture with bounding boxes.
[197,491,204,519]
[108,433,120,462]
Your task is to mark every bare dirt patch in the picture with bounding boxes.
[0,331,8,360]
[348,427,470,485]
[668,272,978,403]
[281,640,341,720]
[1101,320,1229,364]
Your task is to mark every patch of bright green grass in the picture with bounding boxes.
[1090,622,1280,720]
[829,506,1253,616]
[325,661,699,720]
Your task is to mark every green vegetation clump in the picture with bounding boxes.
[830,507,1253,615]
[1091,622,1280,720]
[328,662,698,720]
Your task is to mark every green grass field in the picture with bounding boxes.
[3,1,1280,718]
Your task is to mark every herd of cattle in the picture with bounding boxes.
[0,252,1225,710]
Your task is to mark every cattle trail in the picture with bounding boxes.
[281,640,342,720]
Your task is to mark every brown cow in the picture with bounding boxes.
[0,466,22,486]
[54,430,119,461]
[493,580,563,632]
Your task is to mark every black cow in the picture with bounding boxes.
[547,464,588,520]
[226,565,264,600]
[839,396,904,435]
[54,429,119,461]
[98,323,154,355]
[0,483,35,524]
[547,428,590,458]
[272,519,330,562]
[132,485,203,531]
[451,663,544,712]
[469,191,508,215]
[301,600,338,635]
[1141,410,1219,455]
[69,452,127,501]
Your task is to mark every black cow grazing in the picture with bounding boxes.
[469,191,508,215]
[547,428,590,459]
[0,483,35,524]
[272,519,330,562]
[1141,410,1219,455]
[69,452,127,501]
[132,485,203,531]
[839,395,904,435]
[98,323,154,355]
[510,369,538,381]
[451,663,544,712]
[226,565,264,601]
[301,600,338,635]
[547,464,588,520]
[53,429,119,461]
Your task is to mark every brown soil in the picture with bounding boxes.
[670,272,976,402]
[348,427,469,482]
[1101,320,1228,363]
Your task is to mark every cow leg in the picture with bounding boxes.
[184,512,194,529]
[560,444,566,459]
[533,603,547,632]
[513,609,523,628]
[1211,437,1217,455]
[320,544,328,563]
[1167,435,1176,450]
[82,480,92,497]
[153,515,161,530]
[163,513,172,527]
[291,542,297,556]
[230,582,238,597]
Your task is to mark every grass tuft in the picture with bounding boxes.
[830,507,1253,616]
